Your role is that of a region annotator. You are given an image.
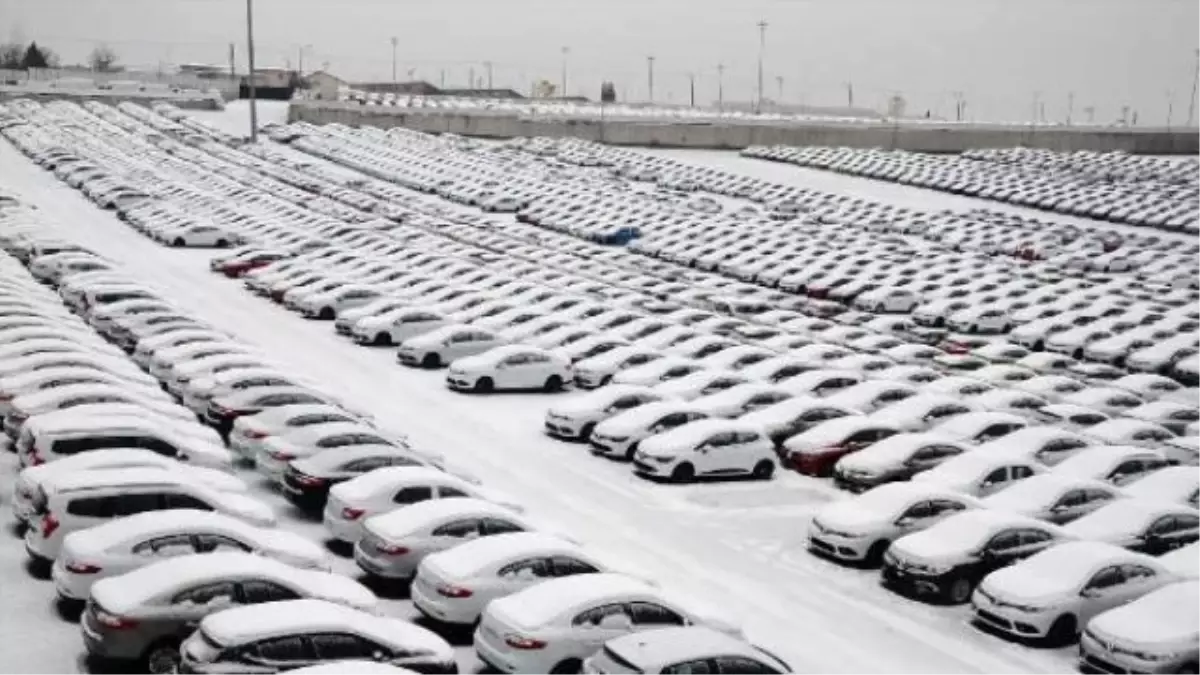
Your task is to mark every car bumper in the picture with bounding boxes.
[807,532,871,561]
[353,540,416,579]
[589,437,631,458]
[410,577,480,625]
[1077,632,1189,674]
[970,600,1052,638]
[473,625,527,674]
[52,559,94,601]
[322,509,364,543]
[880,562,952,598]
[446,375,474,390]
[544,417,587,439]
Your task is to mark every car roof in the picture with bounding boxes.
[43,466,206,493]
[606,626,781,668]
[364,497,517,540]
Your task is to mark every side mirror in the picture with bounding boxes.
[894,516,914,527]
[1080,588,1100,599]
[598,614,633,631]
[372,651,386,661]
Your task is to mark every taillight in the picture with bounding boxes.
[819,444,847,455]
[41,513,60,539]
[294,473,327,487]
[95,610,139,630]
[436,584,473,598]
[269,450,295,461]
[245,429,269,439]
[504,634,547,650]
[66,561,101,574]
[30,454,44,467]
[341,507,365,520]
[377,543,409,556]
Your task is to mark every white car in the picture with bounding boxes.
[253,421,402,482]
[1082,418,1176,448]
[352,496,536,583]
[808,482,980,565]
[543,385,664,441]
[982,474,1121,524]
[972,540,1172,643]
[870,394,976,432]
[930,411,1028,445]
[351,307,447,346]
[397,325,505,368]
[294,284,382,320]
[583,626,792,674]
[572,347,664,389]
[913,448,1044,497]
[447,345,572,393]
[411,532,614,626]
[689,382,793,418]
[653,370,751,401]
[1063,498,1199,554]
[588,401,709,460]
[52,509,328,602]
[1051,445,1173,486]
[324,466,520,544]
[609,357,704,387]
[227,403,366,460]
[632,419,777,483]
[474,573,740,674]
[1079,580,1199,674]
[1123,466,1200,508]
[971,426,1093,466]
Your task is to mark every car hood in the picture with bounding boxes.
[815,502,891,534]
[216,494,277,527]
[978,567,1073,605]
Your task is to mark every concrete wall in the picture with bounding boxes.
[288,101,1200,154]
[0,88,225,110]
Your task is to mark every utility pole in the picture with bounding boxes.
[228,43,235,79]
[1188,48,1199,126]
[440,69,445,88]
[1166,91,1174,129]
[846,81,854,108]
[297,44,311,76]
[717,63,725,111]
[560,46,569,98]
[1066,91,1074,125]
[1030,90,1040,124]
[390,37,398,84]
[484,60,493,89]
[775,74,783,103]
[245,0,258,142]
[688,72,695,107]
[646,55,655,102]
[468,66,475,90]
[755,19,768,113]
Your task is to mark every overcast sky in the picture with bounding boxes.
[2,0,1196,122]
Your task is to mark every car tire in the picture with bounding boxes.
[579,422,595,442]
[752,460,775,480]
[422,353,441,368]
[600,374,612,387]
[1046,614,1078,646]
[142,639,181,675]
[543,374,563,392]
[1033,341,1045,351]
[550,658,583,674]
[671,462,696,483]
[865,540,890,566]
[216,239,229,248]
[172,237,185,247]
[944,576,973,604]
[318,307,335,320]
[934,317,945,327]
[475,377,494,393]
[875,304,886,313]
[373,333,392,346]
[967,324,978,334]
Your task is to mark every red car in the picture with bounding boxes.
[217,252,287,278]
[782,417,899,476]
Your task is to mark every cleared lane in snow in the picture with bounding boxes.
[0,137,1075,674]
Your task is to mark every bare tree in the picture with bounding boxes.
[0,43,23,69]
[88,44,121,72]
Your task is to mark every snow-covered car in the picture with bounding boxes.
[971,540,1172,644]
[324,467,520,544]
[588,400,709,461]
[737,396,860,449]
[982,474,1121,524]
[912,448,1044,497]
[808,482,980,565]
[227,403,366,461]
[81,553,376,673]
[253,421,403,482]
[474,573,740,674]
[1063,498,1200,554]
[351,307,447,346]
[631,418,777,483]
[543,384,663,441]
[1051,445,1173,486]
[583,626,792,674]
[396,325,505,368]
[354,497,535,580]
[870,394,976,432]
[1078,579,1199,674]
[571,347,663,389]
[971,426,1094,466]
[689,382,794,418]
[930,411,1028,445]
[411,532,615,626]
[831,433,968,492]
[609,357,705,387]
[1082,418,1176,448]
[882,509,1067,604]
[653,369,751,401]
[1123,466,1200,508]
[446,345,572,393]
[179,599,456,673]
[783,416,900,476]
[1124,400,1200,436]
[282,444,441,512]
[52,509,328,602]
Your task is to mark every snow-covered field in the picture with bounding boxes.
[0,103,1100,674]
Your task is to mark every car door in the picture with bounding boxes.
[904,445,962,478]
[494,353,527,389]
[570,603,636,653]
[696,432,733,474]
[1077,565,1134,621]
[1143,514,1200,554]
[241,635,316,671]
[893,501,940,534]
[1035,438,1089,466]
[1107,459,1150,486]
[1045,490,1093,524]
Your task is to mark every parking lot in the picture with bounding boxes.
[0,98,1195,674]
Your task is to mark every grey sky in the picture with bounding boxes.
[2,0,1197,123]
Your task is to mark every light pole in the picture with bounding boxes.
[484,60,493,89]
[846,82,854,108]
[297,44,312,76]
[688,72,695,107]
[717,63,725,111]
[390,37,398,84]
[1167,90,1175,128]
[775,74,783,103]
[647,55,655,102]
[755,19,768,113]
[1066,91,1074,125]
[245,0,258,142]
[1188,48,1199,126]
[560,47,569,98]
[1031,90,1041,124]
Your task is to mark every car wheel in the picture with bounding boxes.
[142,639,181,675]
[317,307,335,320]
[875,303,886,313]
[172,237,185,247]
[543,374,563,392]
[967,324,978,334]
[1046,614,1078,646]
[474,377,494,393]
[671,462,696,483]
[550,658,583,674]
[1073,348,1085,360]
[865,540,890,566]
[624,441,640,461]
[422,353,441,368]
[600,374,613,387]
[945,577,973,604]
[373,333,392,346]
[579,422,595,442]
[1033,341,1045,351]
[752,459,775,480]
[215,239,229,248]
[1001,324,1011,332]
[934,317,945,327]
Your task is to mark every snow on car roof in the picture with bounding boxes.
[364,497,516,540]
[597,400,703,433]
[299,445,419,471]
[984,540,1157,599]
[977,425,1088,449]
[489,572,653,629]
[43,466,209,493]
[933,411,1026,435]
[1159,542,1199,579]
[840,432,960,470]
[200,599,451,659]
[91,552,374,614]
[548,384,658,415]
[423,531,580,579]
[606,626,780,669]
[63,509,252,553]
[738,395,841,425]
[331,466,459,501]
[287,662,416,675]
[642,418,759,451]
[985,474,1114,512]
[1053,445,1165,477]
[785,415,889,448]
[895,509,1054,560]
[1064,498,1193,540]
[1088,580,1200,647]
[1124,466,1199,503]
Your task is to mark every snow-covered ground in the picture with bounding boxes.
[0,108,1097,674]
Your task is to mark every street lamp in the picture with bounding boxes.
[560,46,569,98]
[717,63,725,111]
[245,0,258,142]
[390,37,398,84]
[755,19,768,113]
[297,43,312,76]
[647,55,655,102]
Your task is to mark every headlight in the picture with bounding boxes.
[1007,601,1048,614]
[648,455,674,463]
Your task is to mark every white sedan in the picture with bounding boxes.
[543,384,663,441]
[632,419,777,482]
[446,345,571,393]
[396,324,505,368]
